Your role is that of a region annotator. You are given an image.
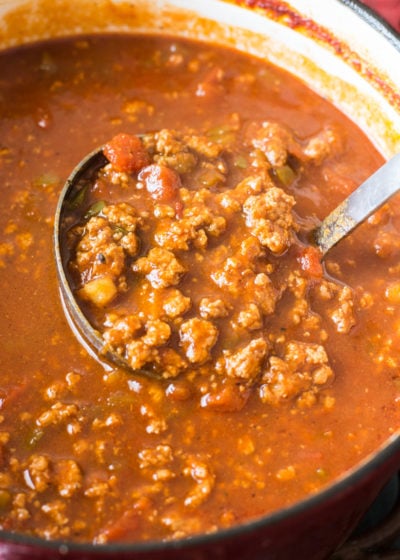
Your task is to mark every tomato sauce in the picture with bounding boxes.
[0,34,399,544]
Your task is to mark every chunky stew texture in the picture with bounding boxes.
[1,34,400,544]
[65,128,341,410]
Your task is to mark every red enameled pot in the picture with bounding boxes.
[1,0,400,558]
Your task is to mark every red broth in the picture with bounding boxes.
[0,34,399,544]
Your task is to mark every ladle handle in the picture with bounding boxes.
[315,152,400,255]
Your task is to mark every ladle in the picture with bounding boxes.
[315,152,400,254]
[54,148,400,372]
[54,147,119,370]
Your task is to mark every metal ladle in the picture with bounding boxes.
[54,148,400,372]
[314,152,400,254]
[53,147,126,371]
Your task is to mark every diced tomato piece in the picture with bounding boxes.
[200,382,250,412]
[96,509,140,543]
[138,164,181,203]
[298,246,323,278]
[103,133,150,174]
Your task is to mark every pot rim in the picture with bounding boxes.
[341,0,400,48]
[2,0,400,553]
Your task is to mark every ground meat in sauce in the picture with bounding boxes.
[64,127,350,408]
[1,33,400,546]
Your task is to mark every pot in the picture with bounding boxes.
[1,1,400,558]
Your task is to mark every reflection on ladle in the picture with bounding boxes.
[54,141,400,375]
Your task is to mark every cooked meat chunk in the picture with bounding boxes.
[183,457,215,508]
[180,318,218,364]
[154,129,192,157]
[316,281,356,334]
[126,339,155,370]
[211,256,249,296]
[155,348,188,378]
[223,338,269,382]
[133,248,186,288]
[74,216,125,281]
[143,320,171,347]
[329,286,355,334]
[143,128,223,174]
[103,314,143,349]
[199,298,229,319]
[56,460,82,498]
[155,190,226,251]
[259,341,334,406]
[138,445,174,469]
[239,236,264,260]
[218,176,267,210]
[125,320,171,370]
[162,289,191,319]
[25,455,51,493]
[102,203,143,257]
[184,133,224,159]
[154,217,204,251]
[71,202,142,306]
[77,202,141,269]
[243,187,297,254]
[146,129,198,174]
[249,121,342,167]
[246,273,277,316]
[250,121,303,166]
[235,303,262,330]
[36,402,78,428]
